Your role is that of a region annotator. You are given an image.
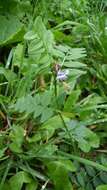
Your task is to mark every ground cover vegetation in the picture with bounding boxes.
[1,0,107,189]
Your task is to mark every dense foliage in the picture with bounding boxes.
[1,0,107,189]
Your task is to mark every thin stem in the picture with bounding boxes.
[41,179,49,190]
[0,159,12,190]
[58,112,77,154]
[18,42,26,79]
[53,72,59,109]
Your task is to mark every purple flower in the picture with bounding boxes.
[57,69,69,81]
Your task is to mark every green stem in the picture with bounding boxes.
[18,42,26,79]
[58,112,77,154]
[0,159,12,190]
[58,151,107,172]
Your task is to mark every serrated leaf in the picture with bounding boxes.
[14,95,35,113]
[13,92,54,121]
[41,107,54,122]
[40,91,52,106]
[33,105,43,118]
[77,172,85,187]
[60,120,100,152]
[36,144,57,157]
[27,144,57,158]
[85,166,96,177]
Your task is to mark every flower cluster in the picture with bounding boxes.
[57,69,69,81]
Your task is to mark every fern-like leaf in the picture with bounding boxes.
[24,16,54,68]
[12,92,54,122]
[54,44,87,69]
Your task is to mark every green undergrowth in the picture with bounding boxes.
[1,0,107,190]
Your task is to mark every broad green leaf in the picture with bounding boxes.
[12,44,23,67]
[27,144,57,158]
[9,125,25,153]
[52,160,76,172]
[96,185,107,190]
[0,15,25,46]
[64,90,81,111]
[9,171,31,190]
[0,0,32,18]
[0,148,7,158]
[77,172,85,187]
[8,171,38,190]
[93,176,103,188]
[0,67,17,82]
[85,166,96,177]
[46,160,73,190]
[101,64,107,79]
[40,115,69,140]
[26,180,38,190]
[72,121,99,152]
[41,115,69,130]
[78,139,91,152]
[86,183,93,190]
